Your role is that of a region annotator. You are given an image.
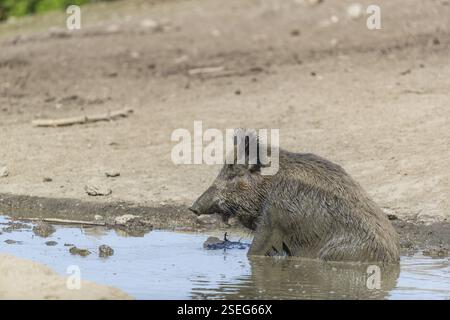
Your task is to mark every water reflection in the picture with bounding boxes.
[191,256,400,299]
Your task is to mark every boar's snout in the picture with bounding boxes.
[190,186,221,215]
[189,202,202,215]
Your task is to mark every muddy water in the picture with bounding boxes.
[0,216,449,300]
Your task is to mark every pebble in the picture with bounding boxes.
[347,3,363,20]
[203,236,250,250]
[4,239,22,245]
[114,214,138,225]
[422,246,449,258]
[32,222,56,238]
[69,246,91,257]
[294,0,323,7]
[84,184,112,196]
[140,19,159,29]
[99,245,114,258]
[290,29,300,37]
[203,236,223,249]
[0,166,9,178]
[105,171,120,178]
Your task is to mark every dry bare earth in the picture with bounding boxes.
[0,0,449,227]
[0,254,132,299]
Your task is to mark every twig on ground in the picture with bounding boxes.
[188,66,225,75]
[32,108,134,127]
[15,217,106,226]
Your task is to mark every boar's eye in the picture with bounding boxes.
[224,164,245,179]
[225,167,239,179]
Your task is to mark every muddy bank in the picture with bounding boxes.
[0,254,132,299]
[1,193,448,257]
[392,219,450,257]
[0,193,198,230]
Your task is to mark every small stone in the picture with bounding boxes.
[105,171,120,178]
[203,236,223,249]
[99,245,114,258]
[94,215,103,221]
[114,216,153,237]
[422,246,448,258]
[32,222,56,238]
[114,214,138,225]
[130,51,140,59]
[140,19,159,29]
[0,166,9,178]
[294,0,323,7]
[387,214,398,220]
[84,184,112,196]
[69,246,91,257]
[346,3,363,20]
[64,243,75,247]
[43,177,53,182]
[203,236,250,250]
[4,239,22,245]
[400,69,411,76]
[290,29,300,37]
[45,241,58,246]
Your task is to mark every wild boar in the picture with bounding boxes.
[190,131,400,263]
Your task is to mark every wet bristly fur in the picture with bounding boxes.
[191,141,400,263]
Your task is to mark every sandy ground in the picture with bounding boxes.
[0,0,449,299]
[0,254,131,299]
[0,0,449,226]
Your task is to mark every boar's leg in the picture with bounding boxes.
[248,205,291,257]
[248,227,281,256]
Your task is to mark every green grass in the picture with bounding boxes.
[0,0,116,21]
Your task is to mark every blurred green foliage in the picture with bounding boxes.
[0,0,115,21]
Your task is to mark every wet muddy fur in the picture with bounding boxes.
[192,148,400,263]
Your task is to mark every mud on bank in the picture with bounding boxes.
[1,193,448,258]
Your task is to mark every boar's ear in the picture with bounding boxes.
[232,128,263,173]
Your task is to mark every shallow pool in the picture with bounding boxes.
[0,216,448,299]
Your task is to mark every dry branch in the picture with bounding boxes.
[16,217,106,226]
[32,108,134,127]
[188,66,225,75]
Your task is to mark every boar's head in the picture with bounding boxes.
[190,130,272,230]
